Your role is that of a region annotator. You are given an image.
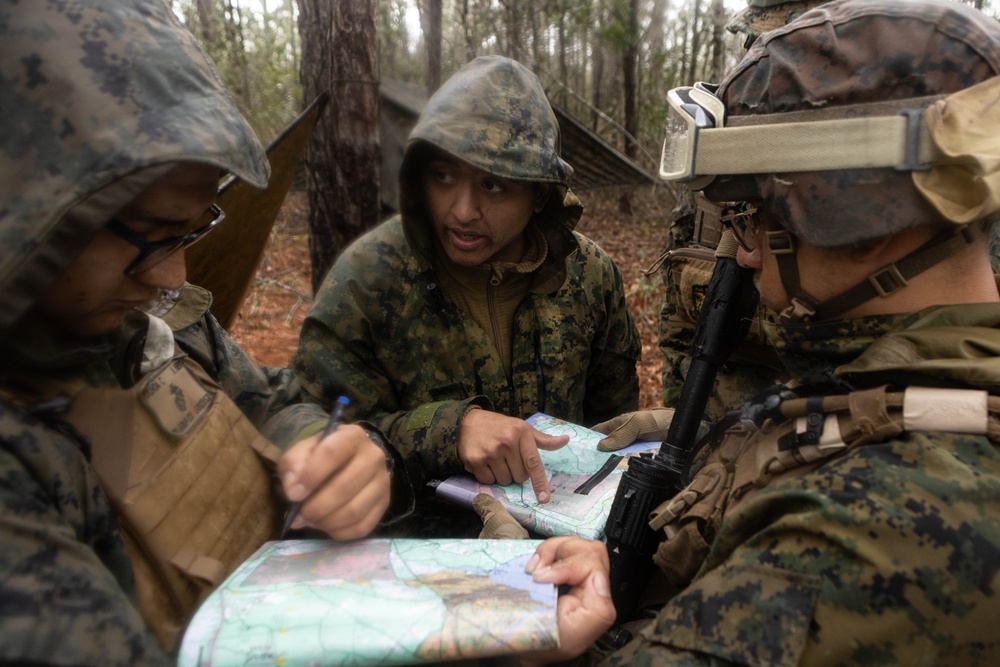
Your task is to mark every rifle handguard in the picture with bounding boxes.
[604,255,759,624]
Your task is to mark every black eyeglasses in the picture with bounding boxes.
[720,203,762,253]
[106,204,226,275]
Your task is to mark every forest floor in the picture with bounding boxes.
[229,186,676,409]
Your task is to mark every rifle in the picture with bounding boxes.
[603,234,759,635]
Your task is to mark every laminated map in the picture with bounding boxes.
[178,538,558,667]
[434,413,657,540]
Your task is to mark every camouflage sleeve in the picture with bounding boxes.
[173,310,328,449]
[600,565,816,666]
[292,223,492,487]
[369,397,490,488]
[0,403,171,666]
[577,234,641,425]
[293,280,485,488]
[605,433,1000,666]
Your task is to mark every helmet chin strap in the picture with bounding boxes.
[769,226,977,324]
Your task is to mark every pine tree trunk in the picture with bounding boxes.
[688,0,703,84]
[196,0,215,42]
[709,0,726,81]
[622,0,639,159]
[418,0,442,94]
[460,0,477,61]
[297,0,381,292]
[591,2,605,132]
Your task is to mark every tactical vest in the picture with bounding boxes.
[22,353,285,653]
[648,384,1000,598]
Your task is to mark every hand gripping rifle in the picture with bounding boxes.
[603,232,759,634]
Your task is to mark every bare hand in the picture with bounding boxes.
[457,410,569,503]
[278,424,391,540]
[521,536,616,666]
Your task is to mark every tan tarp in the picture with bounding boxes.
[186,92,329,329]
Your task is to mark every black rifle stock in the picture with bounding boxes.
[604,254,758,630]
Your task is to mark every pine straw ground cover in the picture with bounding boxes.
[229,186,675,409]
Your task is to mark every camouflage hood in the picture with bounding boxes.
[0,0,270,333]
[398,56,581,268]
[406,56,572,187]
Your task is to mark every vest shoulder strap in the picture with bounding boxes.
[737,384,1000,495]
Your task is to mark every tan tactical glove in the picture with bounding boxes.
[473,493,529,539]
[592,408,676,452]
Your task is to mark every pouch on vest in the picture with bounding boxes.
[646,384,1000,601]
[664,247,777,368]
[647,423,750,599]
[645,390,865,596]
[60,354,284,653]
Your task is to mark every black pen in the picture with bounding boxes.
[280,394,352,539]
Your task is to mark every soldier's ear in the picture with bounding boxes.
[533,184,551,212]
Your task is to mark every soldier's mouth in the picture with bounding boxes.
[448,228,487,250]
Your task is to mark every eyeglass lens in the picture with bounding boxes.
[109,204,225,275]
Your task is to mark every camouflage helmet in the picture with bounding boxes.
[712,0,1000,248]
[405,56,572,187]
[726,0,830,41]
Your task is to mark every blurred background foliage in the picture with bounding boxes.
[169,0,999,191]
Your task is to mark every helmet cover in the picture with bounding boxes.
[726,0,830,39]
[715,0,1000,247]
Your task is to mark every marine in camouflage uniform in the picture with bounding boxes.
[526,1,1000,664]
[655,0,827,420]
[293,56,640,533]
[0,1,408,663]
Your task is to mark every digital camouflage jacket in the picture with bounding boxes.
[293,57,640,489]
[0,1,330,664]
[604,303,1000,666]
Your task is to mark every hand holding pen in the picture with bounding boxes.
[277,395,392,540]
[280,395,352,538]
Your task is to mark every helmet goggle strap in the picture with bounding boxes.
[659,85,946,190]
[770,226,977,324]
[660,83,726,190]
[660,78,999,323]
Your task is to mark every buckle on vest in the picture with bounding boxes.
[797,396,826,446]
[777,396,827,450]
[868,263,907,298]
[730,386,797,431]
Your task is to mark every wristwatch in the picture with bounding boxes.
[362,426,395,476]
